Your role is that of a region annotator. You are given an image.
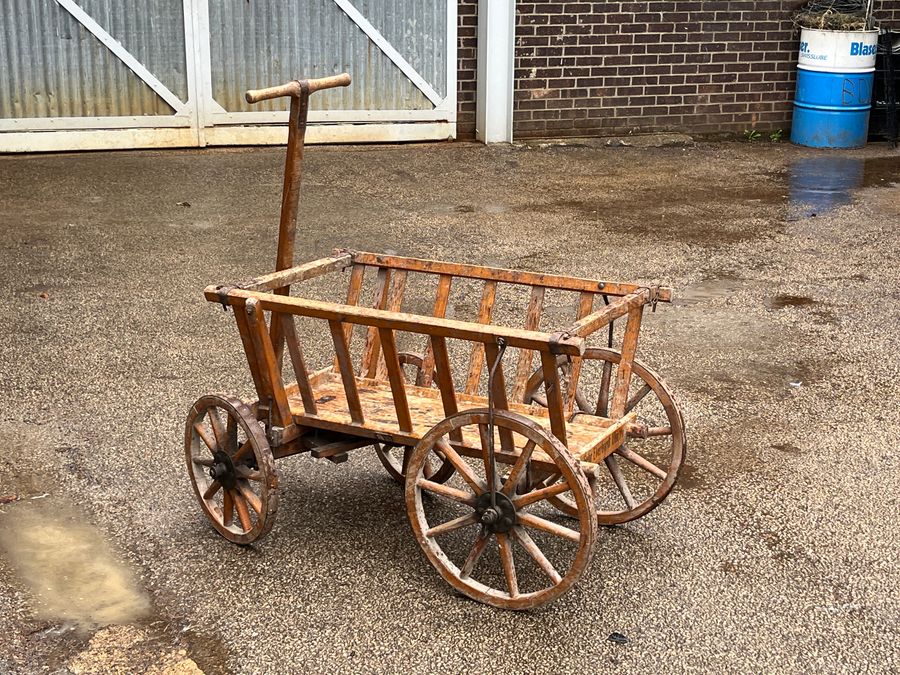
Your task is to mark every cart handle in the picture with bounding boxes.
[245,73,351,103]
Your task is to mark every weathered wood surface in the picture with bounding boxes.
[286,371,621,465]
[350,251,672,301]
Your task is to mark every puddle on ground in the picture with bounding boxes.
[0,500,151,631]
[786,155,900,218]
[765,294,818,310]
[675,273,744,307]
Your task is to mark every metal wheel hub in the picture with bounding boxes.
[474,491,517,534]
[208,449,237,490]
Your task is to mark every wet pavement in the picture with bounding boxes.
[0,139,898,673]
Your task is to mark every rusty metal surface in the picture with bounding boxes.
[208,0,437,112]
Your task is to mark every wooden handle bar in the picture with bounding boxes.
[245,73,351,103]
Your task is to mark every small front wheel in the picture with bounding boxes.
[185,394,278,544]
[406,409,596,610]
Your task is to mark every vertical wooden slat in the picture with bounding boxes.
[329,320,364,424]
[610,305,644,418]
[375,270,408,380]
[564,291,595,415]
[232,300,268,406]
[420,274,453,386]
[484,342,515,453]
[245,300,293,428]
[430,335,461,442]
[360,267,391,378]
[280,313,317,416]
[540,351,568,447]
[464,281,498,394]
[333,264,366,373]
[511,286,546,401]
[378,328,413,432]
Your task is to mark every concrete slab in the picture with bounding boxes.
[0,140,898,673]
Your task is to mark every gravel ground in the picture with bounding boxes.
[0,140,898,674]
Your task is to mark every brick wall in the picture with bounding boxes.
[458,0,478,139]
[456,1,900,139]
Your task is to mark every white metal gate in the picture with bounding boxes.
[0,0,456,152]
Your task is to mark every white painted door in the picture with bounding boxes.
[0,1,456,152]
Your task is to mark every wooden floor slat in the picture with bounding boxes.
[288,372,622,460]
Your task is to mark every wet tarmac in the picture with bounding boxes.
[0,140,898,673]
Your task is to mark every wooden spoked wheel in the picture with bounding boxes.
[523,348,686,525]
[374,352,454,485]
[185,394,278,544]
[406,409,597,610]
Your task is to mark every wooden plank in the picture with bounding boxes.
[378,328,413,432]
[245,300,293,428]
[575,412,636,464]
[361,267,391,378]
[430,335,461,442]
[333,263,366,373]
[328,320,364,424]
[540,351,568,447]
[231,300,268,407]
[375,270,408,380]
[568,290,649,338]
[609,305,644,419]
[248,256,348,368]
[484,342,515,454]
[420,274,453,387]
[565,291,595,415]
[511,286,546,401]
[465,281,498,394]
[208,287,586,356]
[350,251,672,301]
[280,313,317,416]
[243,252,352,292]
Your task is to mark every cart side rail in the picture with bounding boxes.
[206,286,585,446]
[349,250,673,302]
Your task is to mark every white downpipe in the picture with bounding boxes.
[476,0,515,143]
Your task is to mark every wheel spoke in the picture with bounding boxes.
[497,534,519,598]
[645,426,673,437]
[233,492,253,531]
[518,512,581,542]
[193,457,214,468]
[222,489,234,526]
[596,360,613,416]
[530,392,548,407]
[426,512,478,538]
[617,445,667,480]
[417,478,476,506]
[207,408,227,451]
[435,439,486,495]
[625,383,652,413]
[459,529,490,579]
[232,440,253,463]
[512,480,571,508]
[236,480,262,515]
[477,425,497,489]
[501,440,536,496]
[605,455,636,509]
[511,526,562,584]
[235,466,262,481]
[203,480,222,501]
[193,422,218,454]
[226,415,238,454]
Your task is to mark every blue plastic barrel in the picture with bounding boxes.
[791,28,879,148]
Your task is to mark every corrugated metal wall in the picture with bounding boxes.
[208,0,442,112]
[0,0,186,119]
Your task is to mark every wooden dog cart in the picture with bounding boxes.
[184,74,686,610]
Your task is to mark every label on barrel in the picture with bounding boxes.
[798,28,878,73]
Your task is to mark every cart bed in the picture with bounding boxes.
[289,371,633,468]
